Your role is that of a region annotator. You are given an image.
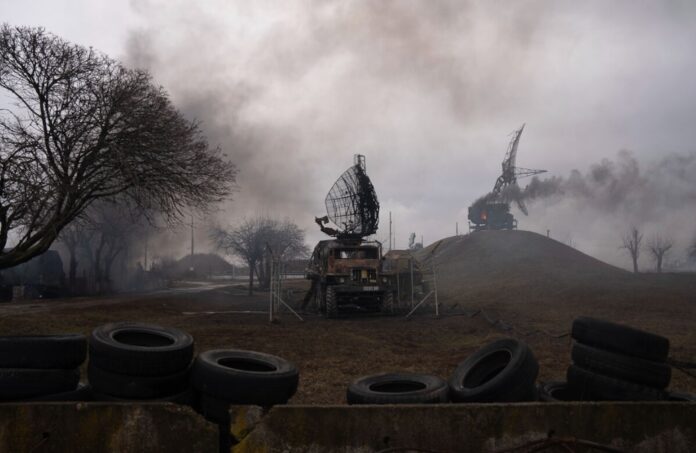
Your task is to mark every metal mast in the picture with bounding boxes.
[491,124,546,214]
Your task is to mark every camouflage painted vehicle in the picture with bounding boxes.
[305,239,395,318]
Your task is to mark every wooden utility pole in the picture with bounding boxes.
[410,258,414,308]
[190,215,195,257]
[389,211,392,251]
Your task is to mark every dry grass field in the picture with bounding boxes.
[1,230,694,404]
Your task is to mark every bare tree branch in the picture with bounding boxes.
[0,25,237,269]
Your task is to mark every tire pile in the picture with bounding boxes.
[192,350,299,423]
[88,323,196,404]
[348,318,695,405]
[86,322,299,423]
[0,322,300,419]
[538,317,691,402]
[0,335,90,402]
[347,338,540,404]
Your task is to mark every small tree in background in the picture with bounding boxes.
[647,234,673,273]
[211,218,307,295]
[620,227,643,273]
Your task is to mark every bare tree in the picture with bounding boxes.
[57,200,145,294]
[0,25,236,269]
[647,234,673,273]
[259,220,309,289]
[211,218,268,295]
[620,227,643,273]
[57,218,88,290]
[211,218,307,295]
[88,202,145,292]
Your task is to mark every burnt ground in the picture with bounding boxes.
[0,230,694,404]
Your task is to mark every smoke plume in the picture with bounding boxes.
[114,1,696,268]
[516,151,696,268]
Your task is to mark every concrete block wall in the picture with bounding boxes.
[230,402,696,453]
[0,402,694,452]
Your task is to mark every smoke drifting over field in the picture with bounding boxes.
[520,151,696,268]
[509,151,696,215]
[112,0,696,267]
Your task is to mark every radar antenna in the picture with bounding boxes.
[316,154,380,239]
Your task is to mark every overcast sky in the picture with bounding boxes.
[3,0,696,269]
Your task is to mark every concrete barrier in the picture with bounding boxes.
[229,402,696,452]
[0,402,218,452]
[0,402,693,452]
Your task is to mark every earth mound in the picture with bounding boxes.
[413,230,694,318]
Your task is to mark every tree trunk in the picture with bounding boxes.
[632,254,638,273]
[67,245,77,292]
[94,236,106,293]
[657,255,663,273]
[248,260,255,296]
[257,256,269,289]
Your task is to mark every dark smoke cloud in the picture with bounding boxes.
[113,0,696,268]
[517,151,696,268]
[120,0,558,256]
[516,151,696,215]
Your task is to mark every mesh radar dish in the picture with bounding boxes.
[320,155,380,239]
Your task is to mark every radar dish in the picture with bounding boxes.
[323,155,379,238]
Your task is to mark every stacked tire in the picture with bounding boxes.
[448,338,539,403]
[192,350,299,423]
[563,317,671,401]
[88,323,195,404]
[0,334,90,401]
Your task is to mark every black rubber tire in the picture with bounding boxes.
[0,334,86,369]
[571,317,669,362]
[537,381,579,402]
[0,368,80,400]
[314,282,324,312]
[347,372,449,405]
[88,362,190,399]
[381,291,395,315]
[191,349,299,406]
[27,383,93,402]
[93,387,198,405]
[666,392,696,401]
[89,322,194,376]
[566,365,665,401]
[449,338,539,403]
[572,342,671,389]
[325,287,338,318]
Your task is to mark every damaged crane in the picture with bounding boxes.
[304,155,395,318]
[468,124,547,231]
